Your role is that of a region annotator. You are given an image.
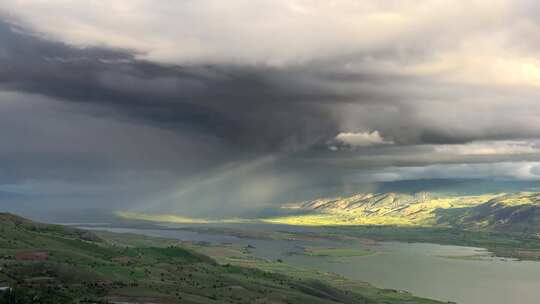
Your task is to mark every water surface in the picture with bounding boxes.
[83,226,540,304]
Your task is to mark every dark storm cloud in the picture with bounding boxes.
[0,91,228,183]
[0,19,347,152]
[3,17,540,151]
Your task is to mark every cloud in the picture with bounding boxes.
[0,0,515,65]
[1,3,540,216]
[433,140,539,156]
[0,90,235,212]
[531,164,540,176]
[335,131,394,147]
[0,20,343,152]
[3,0,540,91]
[352,162,540,183]
[2,15,540,150]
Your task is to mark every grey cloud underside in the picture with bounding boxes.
[0,20,342,152]
[3,18,540,152]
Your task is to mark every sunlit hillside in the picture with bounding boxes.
[120,192,540,233]
[268,192,540,232]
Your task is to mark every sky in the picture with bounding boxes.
[1,1,540,217]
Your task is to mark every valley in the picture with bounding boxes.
[118,191,540,261]
[4,191,540,303]
[81,222,540,304]
[0,212,443,304]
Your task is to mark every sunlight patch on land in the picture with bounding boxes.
[115,211,254,224]
[117,192,540,229]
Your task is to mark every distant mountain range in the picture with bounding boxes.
[117,191,540,234]
[274,192,540,233]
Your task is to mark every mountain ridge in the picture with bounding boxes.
[273,192,540,232]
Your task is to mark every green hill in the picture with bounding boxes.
[0,213,442,304]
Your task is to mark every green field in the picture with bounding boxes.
[0,213,443,304]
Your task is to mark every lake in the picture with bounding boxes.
[82,225,540,304]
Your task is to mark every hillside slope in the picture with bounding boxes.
[272,192,540,233]
[436,193,540,232]
[0,213,442,304]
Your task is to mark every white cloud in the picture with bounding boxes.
[433,140,539,156]
[335,131,393,147]
[0,1,521,65]
[2,0,540,93]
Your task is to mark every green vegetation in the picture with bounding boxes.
[0,287,73,304]
[0,213,443,303]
